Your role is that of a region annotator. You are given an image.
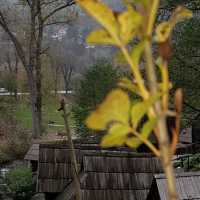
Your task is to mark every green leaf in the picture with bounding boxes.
[131,94,160,128]
[86,89,130,130]
[101,123,131,147]
[87,29,117,45]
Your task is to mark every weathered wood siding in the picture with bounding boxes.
[81,190,149,200]
[81,172,154,189]
[37,144,81,193]
[83,155,162,173]
[38,179,71,193]
[81,153,162,200]
[37,143,162,200]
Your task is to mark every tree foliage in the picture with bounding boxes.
[169,13,200,121]
[72,60,119,136]
[76,0,193,198]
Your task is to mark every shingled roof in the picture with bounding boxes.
[37,143,163,200]
[24,144,39,161]
[34,141,200,200]
[147,171,200,200]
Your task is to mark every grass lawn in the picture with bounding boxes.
[0,96,76,135]
[15,97,66,133]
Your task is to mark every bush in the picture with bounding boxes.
[1,73,17,94]
[0,115,31,159]
[72,60,119,136]
[0,150,12,164]
[5,167,34,200]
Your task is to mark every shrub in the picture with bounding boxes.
[0,150,12,164]
[0,116,31,159]
[2,73,17,94]
[72,60,119,136]
[5,167,34,200]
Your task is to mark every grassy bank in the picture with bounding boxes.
[0,96,72,133]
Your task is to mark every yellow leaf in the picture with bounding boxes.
[131,41,145,65]
[101,123,131,147]
[133,0,150,7]
[118,5,142,44]
[171,6,193,25]
[140,117,157,139]
[86,89,130,130]
[126,118,157,148]
[126,137,140,148]
[155,22,171,43]
[131,94,159,128]
[155,6,192,43]
[87,29,117,45]
[77,0,119,42]
[156,57,170,93]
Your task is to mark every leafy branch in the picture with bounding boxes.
[76,0,192,199]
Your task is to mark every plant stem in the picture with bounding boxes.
[144,0,178,198]
[146,0,160,36]
[120,46,149,99]
[158,116,178,200]
[62,106,81,200]
[144,28,178,200]
[133,130,160,157]
[160,61,169,111]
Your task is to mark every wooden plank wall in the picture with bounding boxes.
[37,145,81,193]
[37,144,163,200]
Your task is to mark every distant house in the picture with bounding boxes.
[147,172,200,200]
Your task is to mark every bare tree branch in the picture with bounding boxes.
[0,10,27,67]
[42,0,75,23]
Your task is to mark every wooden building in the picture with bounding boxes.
[147,172,200,200]
[24,139,200,200]
[37,143,163,200]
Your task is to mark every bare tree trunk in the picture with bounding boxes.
[35,0,43,135]
[14,51,18,101]
[62,65,73,95]
[28,1,42,138]
[27,69,41,139]
[54,66,59,96]
[0,0,75,138]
